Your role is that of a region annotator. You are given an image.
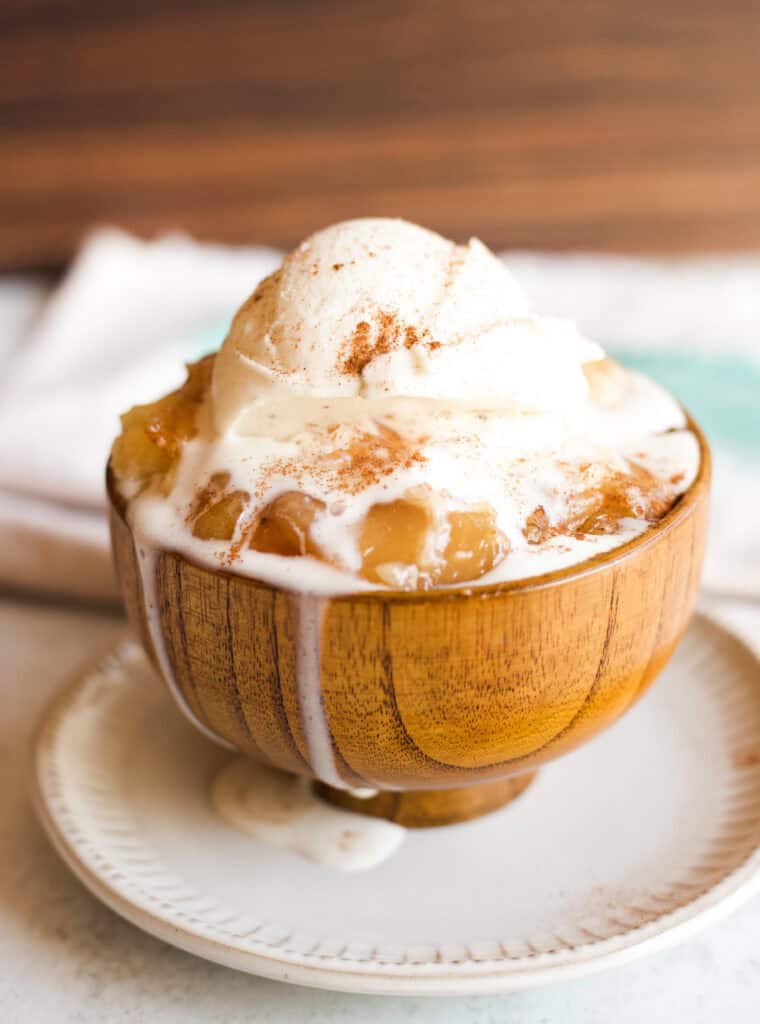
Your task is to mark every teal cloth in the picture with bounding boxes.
[612,347,760,463]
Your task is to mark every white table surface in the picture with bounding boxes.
[3,593,760,1023]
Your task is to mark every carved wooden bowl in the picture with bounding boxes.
[108,420,710,827]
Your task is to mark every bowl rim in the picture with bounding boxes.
[107,411,710,605]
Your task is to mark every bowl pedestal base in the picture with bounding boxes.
[314,772,537,828]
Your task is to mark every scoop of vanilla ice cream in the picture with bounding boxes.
[212,218,603,433]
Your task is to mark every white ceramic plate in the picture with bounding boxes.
[32,613,760,996]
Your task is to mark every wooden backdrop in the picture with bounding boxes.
[3,0,760,270]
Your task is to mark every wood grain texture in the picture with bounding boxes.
[4,0,760,270]
[315,773,537,828]
[108,419,710,820]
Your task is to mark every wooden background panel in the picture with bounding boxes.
[3,0,760,270]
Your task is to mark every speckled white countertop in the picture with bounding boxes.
[3,593,760,1024]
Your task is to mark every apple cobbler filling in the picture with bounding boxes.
[111,357,685,589]
[185,480,510,588]
[110,355,214,494]
[523,462,675,545]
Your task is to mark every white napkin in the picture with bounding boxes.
[0,229,279,600]
[0,231,758,602]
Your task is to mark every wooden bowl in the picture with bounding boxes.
[108,420,710,827]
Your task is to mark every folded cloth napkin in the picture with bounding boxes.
[0,230,758,602]
[0,230,280,600]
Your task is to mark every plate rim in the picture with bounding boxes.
[30,611,760,996]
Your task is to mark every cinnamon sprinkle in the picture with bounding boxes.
[341,320,376,374]
[329,426,427,492]
[404,325,419,349]
[340,310,441,375]
[255,424,428,500]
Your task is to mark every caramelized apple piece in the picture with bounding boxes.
[524,462,676,543]
[188,472,249,541]
[569,462,672,535]
[111,355,214,491]
[359,498,432,587]
[189,478,509,588]
[443,508,509,584]
[523,505,553,544]
[360,495,508,589]
[250,492,326,558]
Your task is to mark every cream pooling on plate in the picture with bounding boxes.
[127,218,700,594]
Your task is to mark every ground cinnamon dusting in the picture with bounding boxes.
[402,325,420,349]
[341,320,375,374]
[255,424,428,502]
[340,311,442,375]
[329,426,427,492]
[374,311,399,360]
[340,311,404,374]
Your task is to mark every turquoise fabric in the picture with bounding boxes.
[184,321,230,362]
[611,348,760,462]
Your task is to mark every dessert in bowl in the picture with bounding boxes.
[108,219,710,826]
